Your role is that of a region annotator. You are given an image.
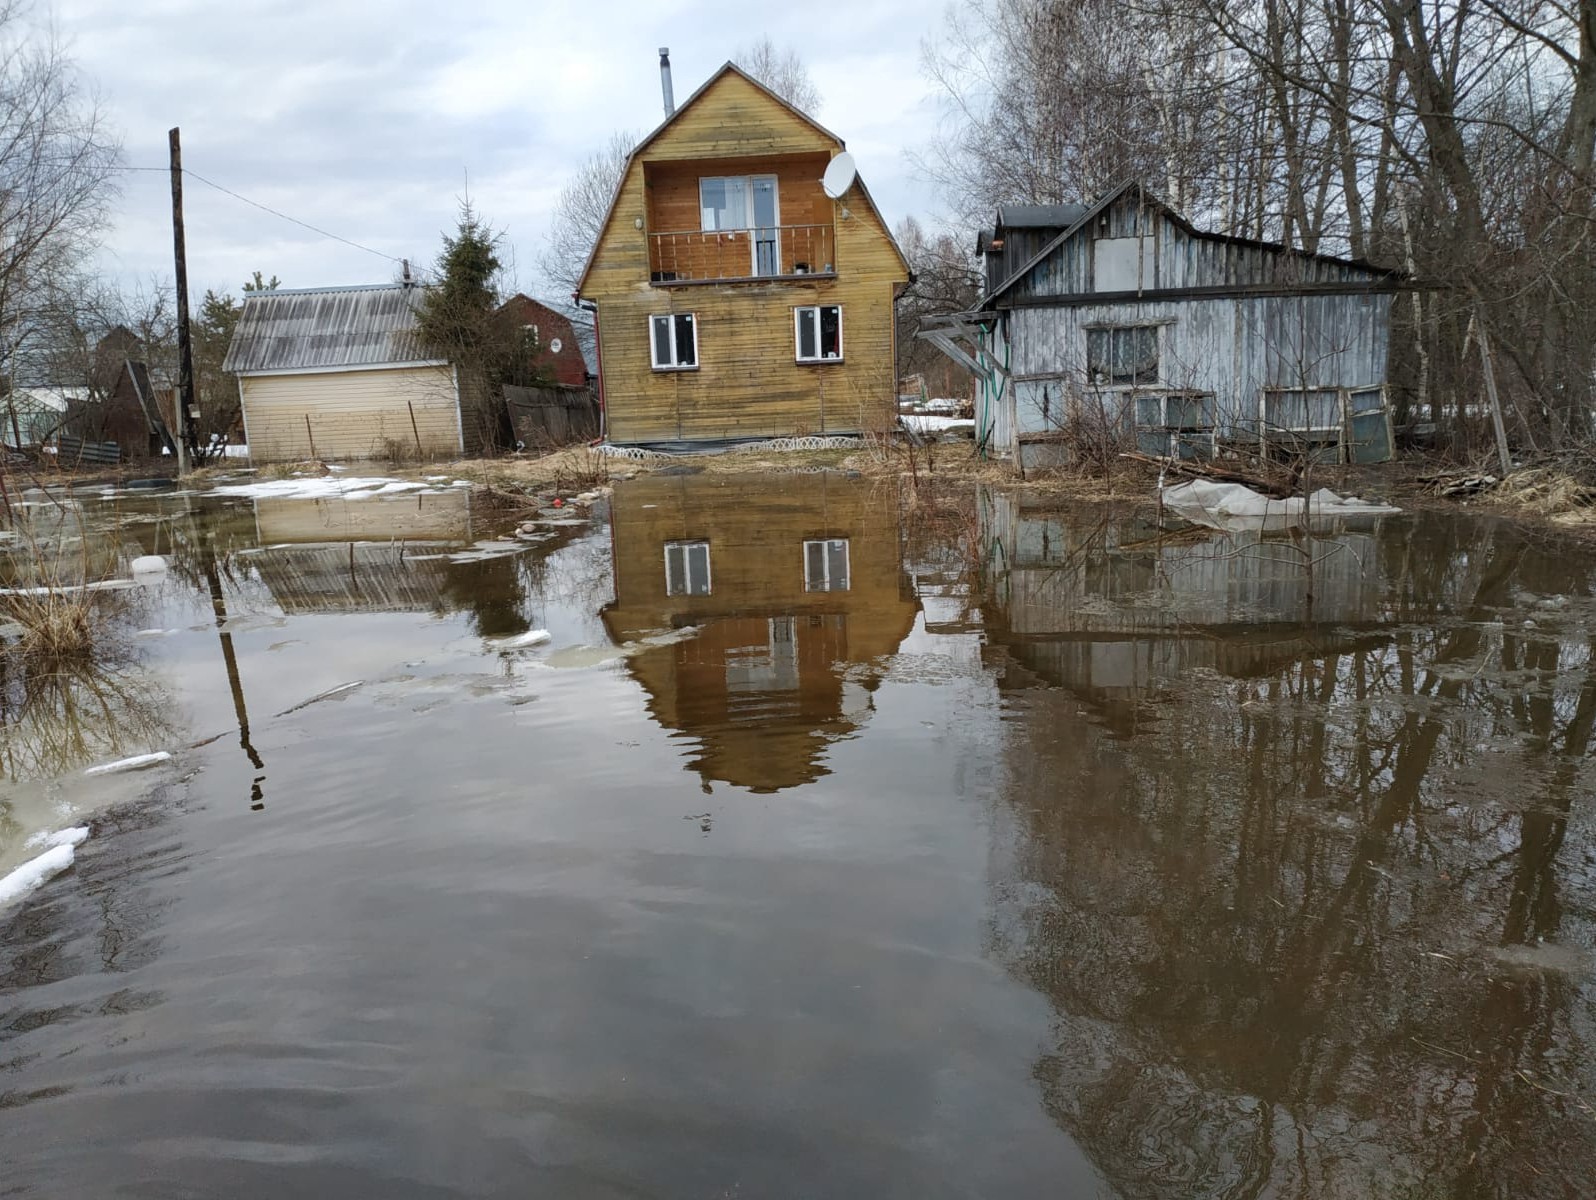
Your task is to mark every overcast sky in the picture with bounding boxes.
[53,0,948,304]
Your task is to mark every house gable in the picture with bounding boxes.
[987,182,1398,308]
[577,64,907,297]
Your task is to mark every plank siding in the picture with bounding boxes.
[1007,293,1393,439]
[241,366,462,462]
[581,67,908,445]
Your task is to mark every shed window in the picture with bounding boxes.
[650,313,698,370]
[804,538,850,591]
[795,306,842,362]
[1087,326,1159,386]
[665,540,711,596]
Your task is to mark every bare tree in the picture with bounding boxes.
[733,36,823,114]
[895,215,982,392]
[0,6,121,396]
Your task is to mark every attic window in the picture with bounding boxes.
[1087,326,1159,386]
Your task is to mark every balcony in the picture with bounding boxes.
[649,224,835,285]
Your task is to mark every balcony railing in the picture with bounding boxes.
[648,224,835,283]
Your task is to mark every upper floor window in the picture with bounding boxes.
[650,313,698,370]
[804,538,850,592]
[795,305,842,362]
[1087,325,1159,387]
[665,540,712,596]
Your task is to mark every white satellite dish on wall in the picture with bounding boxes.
[550,338,563,354]
[821,152,858,200]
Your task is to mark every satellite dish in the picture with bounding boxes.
[821,152,858,200]
[550,337,563,354]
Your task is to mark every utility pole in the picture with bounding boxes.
[169,127,195,474]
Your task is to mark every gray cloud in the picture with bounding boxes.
[57,0,940,302]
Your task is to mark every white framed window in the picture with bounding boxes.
[664,540,711,596]
[803,538,850,592]
[650,313,698,370]
[701,175,780,275]
[1086,325,1159,386]
[795,305,842,362]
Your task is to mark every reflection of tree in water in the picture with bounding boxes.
[0,655,173,785]
[986,514,1596,1197]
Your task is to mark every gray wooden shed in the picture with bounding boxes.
[928,183,1403,467]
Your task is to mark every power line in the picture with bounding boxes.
[113,164,404,265]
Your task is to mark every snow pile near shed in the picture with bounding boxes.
[1162,479,1399,532]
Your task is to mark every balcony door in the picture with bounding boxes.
[700,174,780,277]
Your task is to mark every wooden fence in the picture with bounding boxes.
[56,435,122,465]
[504,384,599,448]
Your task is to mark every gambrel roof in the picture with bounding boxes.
[574,62,910,296]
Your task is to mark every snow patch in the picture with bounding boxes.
[210,477,435,501]
[0,844,76,907]
[25,826,89,851]
[901,415,975,434]
[84,751,172,777]
[1160,480,1400,532]
[493,629,551,649]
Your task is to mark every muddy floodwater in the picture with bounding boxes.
[1,472,1593,1198]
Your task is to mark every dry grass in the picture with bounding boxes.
[4,588,98,661]
[1494,468,1596,526]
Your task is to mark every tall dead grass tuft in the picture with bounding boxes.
[1495,468,1596,518]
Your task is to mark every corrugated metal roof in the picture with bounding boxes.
[996,204,1091,230]
[222,284,436,374]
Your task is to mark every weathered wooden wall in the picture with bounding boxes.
[581,69,907,445]
[1008,191,1383,301]
[505,383,599,447]
[1007,292,1393,438]
[240,365,462,462]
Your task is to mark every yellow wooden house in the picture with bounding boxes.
[576,63,911,446]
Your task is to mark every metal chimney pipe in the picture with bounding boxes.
[659,48,675,116]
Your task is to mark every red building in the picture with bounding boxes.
[497,294,588,388]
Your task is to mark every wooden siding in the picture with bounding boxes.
[581,68,907,444]
[240,366,462,462]
[646,154,831,233]
[1005,292,1393,439]
[602,472,918,792]
[1004,190,1387,304]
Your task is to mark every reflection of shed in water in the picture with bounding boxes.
[603,474,918,792]
[246,492,468,618]
[980,490,1391,716]
[253,491,473,545]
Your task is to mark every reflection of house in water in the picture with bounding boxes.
[603,474,918,792]
[981,490,1391,724]
[249,493,474,615]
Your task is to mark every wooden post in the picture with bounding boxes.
[304,413,318,462]
[170,127,196,474]
[1476,314,1512,477]
[407,399,424,459]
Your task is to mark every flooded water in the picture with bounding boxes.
[1,472,1593,1197]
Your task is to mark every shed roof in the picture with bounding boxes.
[996,203,1091,230]
[222,284,436,374]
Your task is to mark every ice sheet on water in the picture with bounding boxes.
[0,843,75,907]
[84,751,172,777]
[210,477,439,501]
[492,629,551,649]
